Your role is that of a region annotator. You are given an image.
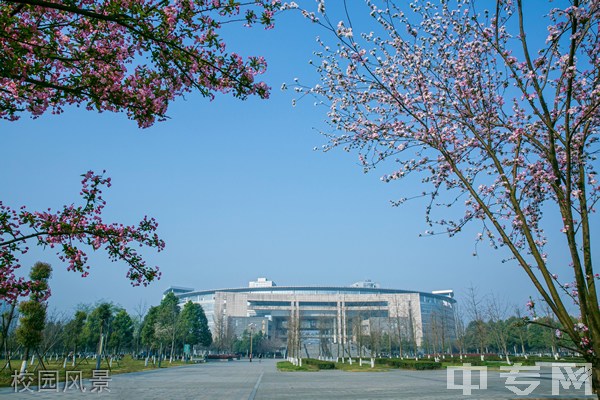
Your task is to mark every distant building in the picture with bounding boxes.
[164,278,456,357]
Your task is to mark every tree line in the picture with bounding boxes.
[1,273,213,372]
[423,290,581,362]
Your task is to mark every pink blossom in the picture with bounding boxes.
[526,299,535,310]
[0,0,282,127]
[0,171,165,301]
[293,0,600,360]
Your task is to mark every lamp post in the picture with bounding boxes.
[248,323,256,362]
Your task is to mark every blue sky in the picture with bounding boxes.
[1,1,591,316]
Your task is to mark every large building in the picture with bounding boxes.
[164,278,456,357]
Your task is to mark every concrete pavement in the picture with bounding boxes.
[1,358,595,399]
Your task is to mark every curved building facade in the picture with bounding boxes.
[165,278,456,357]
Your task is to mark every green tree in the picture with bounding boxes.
[16,302,45,372]
[179,301,212,352]
[81,302,113,370]
[15,261,52,373]
[463,320,491,354]
[155,292,180,364]
[63,310,87,365]
[233,329,264,357]
[82,303,113,350]
[527,316,557,354]
[141,306,159,354]
[506,315,529,356]
[108,309,134,354]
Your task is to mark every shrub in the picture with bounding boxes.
[304,358,336,370]
[206,354,235,360]
[413,361,442,370]
[376,358,441,370]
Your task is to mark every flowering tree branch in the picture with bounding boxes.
[0,171,165,301]
[0,0,281,127]
[289,0,600,390]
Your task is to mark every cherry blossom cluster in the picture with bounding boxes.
[0,171,165,301]
[526,298,535,312]
[289,0,599,363]
[0,0,281,127]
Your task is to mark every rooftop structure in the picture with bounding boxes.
[351,279,380,289]
[249,277,276,288]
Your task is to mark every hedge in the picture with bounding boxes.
[376,358,442,370]
[304,358,336,370]
[206,354,237,360]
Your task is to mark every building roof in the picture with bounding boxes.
[163,285,456,302]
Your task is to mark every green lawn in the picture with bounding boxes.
[276,361,319,372]
[333,361,390,372]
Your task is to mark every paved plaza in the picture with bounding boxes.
[1,359,595,399]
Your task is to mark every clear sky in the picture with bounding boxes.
[1,1,592,317]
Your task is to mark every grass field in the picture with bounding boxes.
[333,361,390,372]
[0,355,190,388]
[276,361,319,371]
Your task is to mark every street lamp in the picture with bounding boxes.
[248,323,256,362]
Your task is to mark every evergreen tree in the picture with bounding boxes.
[63,310,87,362]
[109,309,134,354]
[141,306,159,353]
[82,303,113,351]
[179,301,212,350]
